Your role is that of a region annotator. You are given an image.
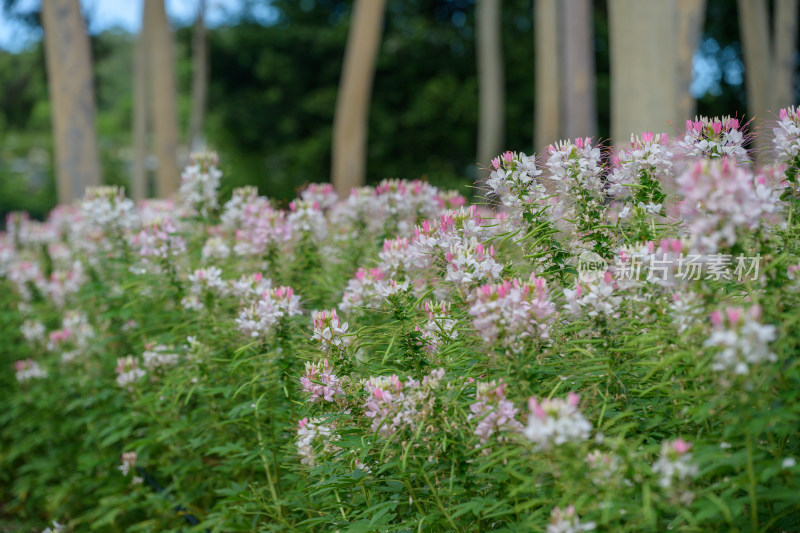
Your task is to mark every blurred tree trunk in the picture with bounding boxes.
[535,0,596,150]
[41,0,101,205]
[774,0,799,110]
[560,0,597,140]
[477,0,505,174]
[145,0,181,197]
[331,0,387,196]
[534,0,560,150]
[188,0,208,152]
[676,0,706,121]
[131,6,150,202]
[609,0,680,143]
[739,0,798,156]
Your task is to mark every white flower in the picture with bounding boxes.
[547,506,596,533]
[705,306,776,376]
[15,359,48,382]
[374,279,410,299]
[179,152,222,217]
[524,393,592,450]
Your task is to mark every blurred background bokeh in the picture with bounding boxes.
[0,0,796,223]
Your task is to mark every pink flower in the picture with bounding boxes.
[468,380,522,444]
[300,359,343,403]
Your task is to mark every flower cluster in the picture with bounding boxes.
[676,159,780,253]
[142,344,180,371]
[444,239,503,286]
[179,152,222,218]
[563,273,622,319]
[546,137,604,195]
[236,286,302,338]
[339,267,386,312]
[230,272,273,302]
[296,417,338,467]
[652,438,698,504]
[704,306,777,376]
[545,138,609,255]
[300,359,343,403]
[417,301,458,355]
[300,183,339,211]
[132,217,186,263]
[14,359,48,382]
[362,369,444,437]
[608,132,672,222]
[46,311,95,363]
[547,505,596,533]
[523,393,592,450]
[288,199,328,243]
[678,115,747,161]
[468,380,522,444]
[78,186,138,236]
[311,309,350,354]
[585,450,624,487]
[115,356,146,388]
[485,150,550,221]
[182,266,227,310]
[469,273,555,352]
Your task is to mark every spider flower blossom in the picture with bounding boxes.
[118,451,138,476]
[704,306,777,375]
[179,152,222,217]
[300,359,343,403]
[774,106,800,161]
[221,186,270,229]
[21,319,46,344]
[201,236,231,261]
[608,132,671,211]
[363,370,444,436]
[42,521,65,533]
[586,450,624,487]
[288,199,328,242]
[546,137,604,194]
[142,344,180,370]
[468,380,523,444]
[115,356,146,388]
[340,267,386,312]
[678,115,747,161]
[235,286,302,338]
[14,359,48,382]
[485,150,549,218]
[300,183,339,211]
[676,159,780,253]
[417,301,458,354]
[374,278,410,299]
[652,439,698,504]
[182,266,227,310]
[229,272,273,302]
[378,237,419,277]
[47,312,95,363]
[669,291,703,333]
[79,186,138,235]
[445,239,503,286]
[39,261,86,308]
[564,272,622,318]
[132,217,186,261]
[296,417,338,467]
[523,393,592,450]
[547,505,596,533]
[469,274,556,351]
[311,309,350,353]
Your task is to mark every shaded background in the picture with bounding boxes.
[0,0,786,221]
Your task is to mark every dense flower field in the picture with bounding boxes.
[3,110,800,532]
